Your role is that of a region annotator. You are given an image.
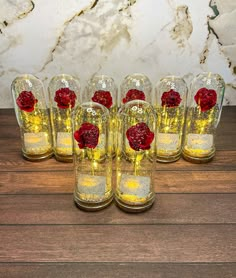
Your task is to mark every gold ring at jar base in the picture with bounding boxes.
[115,195,155,213]
[182,150,215,164]
[54,153,73,163]
[74,194,113,212]
[156,152,181,163]
[22,150,53,162]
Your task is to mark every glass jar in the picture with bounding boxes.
[182,72,225,163]
[73,102,113,211]
[11,74,53,161]
[120,73,153,107]
[154,76,188,162]
[48,74,80,162]
[115,100,156,212]
[84,75,117,157]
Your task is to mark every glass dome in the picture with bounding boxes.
[182,72,225,163]
[48,74,80,162]
[154,75,188,162]
[11,74,53,161]
[120,73,153,107]
[115,100,156,212]
[84,75,118,157]
[73,102,113,211]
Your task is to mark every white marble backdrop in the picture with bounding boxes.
[0,0,235,108]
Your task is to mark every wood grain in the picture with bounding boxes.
[0,225,235,262]
[0,194,235,225]
[0,263,235,278]
[0,109,17,125]
[0,126,20,138]
[155,171,236,193]
[218,107,236,123]
[0,171,73,194]
[0,153,72,172]
[0,108,235,271]
[216,134,236,150]
[0,170,235,194]
[0,138,21,152]
[0,150,236,172]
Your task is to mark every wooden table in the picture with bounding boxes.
[0,108,235,278]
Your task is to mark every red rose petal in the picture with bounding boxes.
[126,122,154,151]
[161,89,182,107]
[123,89,145,104]
[54,88,77,109]
[74,123,99,149]
[91,90,113,109]
[194,88,217,112]
[16,91,38,112]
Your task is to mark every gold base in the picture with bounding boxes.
[156,152,181,163]
[55,154,73,163]
[22,150,53,162]
[115,195,155,213]
[182,151,215,164]
[74,194,113,212]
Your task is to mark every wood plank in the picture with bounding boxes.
[0,150,236,172]
[0,109,17,125]
[0,138,21,152]
[0,152,71,172]
[0,107,235,271]
[0,194,235,225]
[216,134,236,150]
[156,171,236,193]
[0,263,235,278]
[0,126,20,138]
[0,171,73,194]
[0,225,235,262]
[219,106,236,123]
[0,170,235,194]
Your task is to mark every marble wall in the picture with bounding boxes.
[0,0,235,108]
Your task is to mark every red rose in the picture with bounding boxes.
[126,122,154,151]
[54,88,77,109]
[74,123,99,149]
[194,87,217,112]
[122,89,145,104]
[91,90,113,109]
[16,91,38,112]
[161,89,182,107]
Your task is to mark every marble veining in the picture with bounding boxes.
[0,0,235,108]
[170,5,193,47]
[208,0,236,104]
[0,0,34,31]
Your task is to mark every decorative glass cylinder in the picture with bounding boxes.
[48,74,80,162]
[120,73,152,107]
[84,75,117,157]
[182,72,225,163]
[73,102,113,211]
[115,100,156,212]
[11,74,53,161]
[154,76,188,162]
